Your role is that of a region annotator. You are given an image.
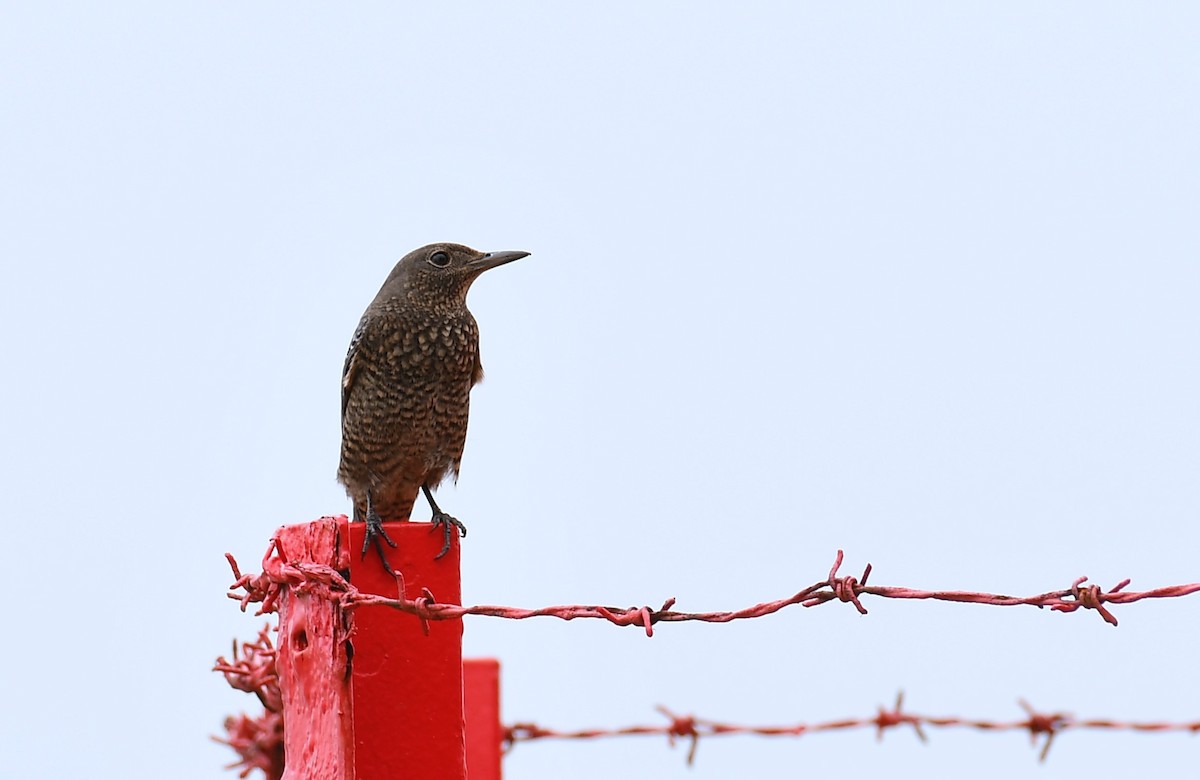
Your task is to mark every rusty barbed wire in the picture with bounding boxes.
[214,625,281,711]
[211,630,1200,772]
[216,537,1200,774]
[226,540,1200,634]
[505,693,1200,765]
[213,626,284,780]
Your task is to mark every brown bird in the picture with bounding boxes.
[337,242,529,564]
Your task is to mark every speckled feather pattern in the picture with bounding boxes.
[337,243,521,526]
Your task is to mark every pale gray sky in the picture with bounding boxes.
[2,4,1198,778]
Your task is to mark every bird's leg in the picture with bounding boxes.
[423,485,466,560]
[361,489,398,572]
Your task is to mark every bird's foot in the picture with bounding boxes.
[430,511,467,560]
[362,509,399,572]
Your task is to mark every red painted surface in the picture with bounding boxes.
[463,659,502,780]
[344,517,465,779]
[276,516,465,780]
[276,519,353,780]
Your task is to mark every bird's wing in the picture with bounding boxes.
[341,315,369,419]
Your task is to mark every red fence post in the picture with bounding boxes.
[276,516,465,780]
[276,519,353,780]
[463,659,503,780]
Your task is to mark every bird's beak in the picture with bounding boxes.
[467,250,530,272]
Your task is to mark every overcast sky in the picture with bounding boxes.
[2,4,1198,778]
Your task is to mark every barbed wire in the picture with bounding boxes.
[213,630,1200,772]
[217,531,1200,774]
[213,627,284,780]
[505,693,1200,764]
[226,536,1200,634]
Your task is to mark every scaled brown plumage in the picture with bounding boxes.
[337,242,528,564]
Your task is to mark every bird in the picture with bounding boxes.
[337,242,529,566]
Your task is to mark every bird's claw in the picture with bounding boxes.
[430,512,467,560]
[362,509,398,572]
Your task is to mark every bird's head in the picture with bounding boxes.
[380,243,529,311]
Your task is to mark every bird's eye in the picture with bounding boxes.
[428,251,451,268]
